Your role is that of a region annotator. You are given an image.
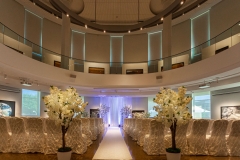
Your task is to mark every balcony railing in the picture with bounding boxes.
[0,21,239,74]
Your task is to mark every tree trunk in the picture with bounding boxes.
[170,120,177,149]
[62,126,66,148]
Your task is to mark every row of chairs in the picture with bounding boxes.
[123,118,240,156]
[0,117,105,154]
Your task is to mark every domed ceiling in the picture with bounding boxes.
[40,0,197,25]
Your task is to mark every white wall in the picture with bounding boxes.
[0,0,25,37]
[210,0,240,38]
[84,97,100,114]
[132,97,148,112]
[123,34,148,62]
[211,92,240,119]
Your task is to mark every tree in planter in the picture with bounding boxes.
[153,87,192,153]
[43,86,88,152]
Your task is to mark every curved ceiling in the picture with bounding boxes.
[29,0,212,33]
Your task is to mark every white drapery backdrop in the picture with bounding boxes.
[100,97,132,127]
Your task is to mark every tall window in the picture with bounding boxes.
[192,92,211,119]
[22,89,40,116]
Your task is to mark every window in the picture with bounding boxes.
[22,89,40,116]
[192,92,211,119]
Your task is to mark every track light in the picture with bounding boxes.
[199,83,210,89]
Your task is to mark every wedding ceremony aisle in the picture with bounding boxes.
[92,127,132,160]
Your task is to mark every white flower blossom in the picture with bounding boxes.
[43,86,88,128]
[153,86,192,128]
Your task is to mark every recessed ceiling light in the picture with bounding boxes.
[161,17,164,21]
[56,16,58,19]
[140,27,142,30]
[85,25,87,29]
[104,30,106,33]
[181,1,184,5]
[128,30,130,33]
[66,14,69,17]
[198,4,200,7]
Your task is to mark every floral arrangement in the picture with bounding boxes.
[98,104,110,118]
[121,105,132,118]
[153,86,192,153]
[43,86,88,152]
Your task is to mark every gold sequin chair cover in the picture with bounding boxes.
[132,119,142,141]
[89,118,97,140]
[80,118,93,146]
[0,118,10,153]
[26,118,45,153]
[129,118,136,138]
[94,118,100,134]
[207,119,229,156]
[188,119,209,155]
[137,118,151,146]
[8,117,28,153]
[66,119,87,154]
[44,119,62,154]
[143,120,165,155]
[227,120,240,156]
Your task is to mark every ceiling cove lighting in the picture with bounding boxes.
[199,83,210,89]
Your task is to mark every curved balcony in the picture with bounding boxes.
[0,21,239,76]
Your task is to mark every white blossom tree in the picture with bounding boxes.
[43,86,88,151]
[153,86,192,152]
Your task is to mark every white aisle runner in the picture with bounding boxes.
[92,127,132,160]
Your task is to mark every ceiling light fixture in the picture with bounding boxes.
[66,14,69,17]
[21,80,32,87]
[85,25,87,29]
[199,83,210,89]
[198,4,200,7]
[128,30,130,33]
[140,27,142,30]
[104,30,106,33]
[56,16,58,19]
[180,1,184,5]
[161,17,164,21]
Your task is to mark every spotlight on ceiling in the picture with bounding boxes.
[104,30,106,33]
[199,83,210,89]
[21,80,32,87]
[161,17,164,21]
[66,14,69,17]
[181,1,184,5]
[128,30,130,33]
